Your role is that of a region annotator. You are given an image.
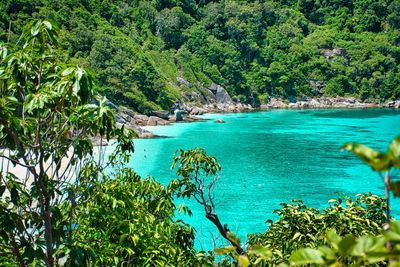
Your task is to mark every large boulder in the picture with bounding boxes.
[190,107,205,115]
[120,107,135,118]
[215,85,233,104]
[133,114,149,126]
[174,110,183,121]
[205,83,234,104]
[147,116,169,126]
[114,114,128,124]
[151,110,169,120]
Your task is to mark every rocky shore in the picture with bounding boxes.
[112,96,399,141]
[93,78,400,143]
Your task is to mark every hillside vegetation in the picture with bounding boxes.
[1,0,400,113]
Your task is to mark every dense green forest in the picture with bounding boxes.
[1,0,400,114]
[1,15,400,265]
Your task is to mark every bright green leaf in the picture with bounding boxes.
[289,248,324,265]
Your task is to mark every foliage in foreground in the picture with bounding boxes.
[288,222,400,266]
[247,193,387,265]
[0,19,136,266]
[74,167,203,266]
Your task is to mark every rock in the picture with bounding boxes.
[267,98,286,108]
[120,112,131,122]
[190,107,205,115]
[215,85,233,104]
[151,110,169,120]
[205,89,216,102]
[147,116,158,126]
[385,101,396,108]
[115,114,127,124]
[177,77,192,88]
[309,81,326,96]
[319,47,348,62]
[174,110,183,121]
[147,116,169,126]
[214,119,225,123]
[193,91,208,105]
[308,99,321,107]
[205,83,234,104]
[120,107,135,118]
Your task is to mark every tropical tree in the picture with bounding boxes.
[170,148,245,255]
[0,19,133,266]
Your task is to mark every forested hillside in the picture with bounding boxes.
[1,0,400,113]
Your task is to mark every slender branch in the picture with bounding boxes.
[0,154,34,169]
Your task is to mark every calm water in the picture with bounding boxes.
[117,109,400,250]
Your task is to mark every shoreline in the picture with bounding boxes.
[112,96,399,140]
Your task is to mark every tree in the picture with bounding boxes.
[0,19,133,266]
[169,148,245,255]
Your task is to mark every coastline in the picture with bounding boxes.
[110,96,400,141]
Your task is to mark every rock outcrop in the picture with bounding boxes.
[151,110,170,120]
[260,96,383,109]
[320,47,348,62]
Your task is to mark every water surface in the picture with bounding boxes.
[121,109,400,250]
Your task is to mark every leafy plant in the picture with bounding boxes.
[74,166,202,266]
[247,193,387,265]
[0,19,134,266]
[289,221,400,266]
[342,135,400,222]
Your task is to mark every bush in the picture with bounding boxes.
[247,193,387,265]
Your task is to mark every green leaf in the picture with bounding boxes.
[384,221,400,241]
[227,232,241,247]
[62,67,75,77]
[214,246,236,255]
[338,236,357,256]
[31,20,40,36]
[326,230,342,250]
[391,181,400,197]
[0,185,5,197]
[341,143,391,172]
[289,248,324,265]
[10,187,19,205]
[119,233,128,243]
[352,235,385,260]
[389,135,400,158]
[73,81,80,96]
[292,232,302,240]
[248,245,272,258]
[238,255,250,267]
[43,20,52,30]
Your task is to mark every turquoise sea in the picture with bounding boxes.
[121,109,400,250]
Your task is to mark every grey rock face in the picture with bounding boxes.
[151,110,169,120]
[319,47,348,62]
[190,107,205,115]
[176,77,192,88]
